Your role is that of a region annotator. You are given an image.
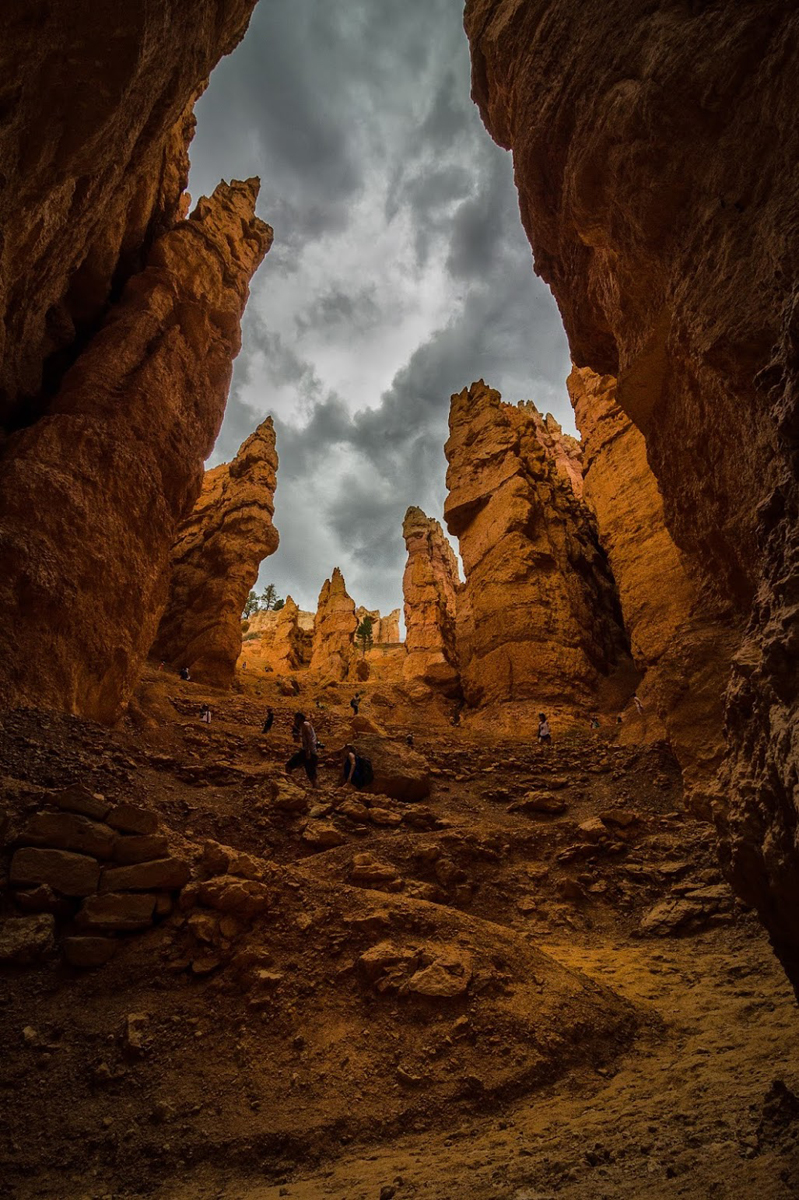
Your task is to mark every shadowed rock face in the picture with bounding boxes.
[444,381,629,708]
[401,506,461,699]
[465,1,799,989]
[567,366,736,814]
[0,179,272,720]
[309,568,359,681]
[0,0,259,430]
[152,416,279,687]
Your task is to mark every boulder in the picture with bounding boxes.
[197,876,270,919]
[407,955,471,998]
[63,937,118,968]
[302,823,347,849]
[106,804,159,836]
[509,792,569,817]
[76,893,157,932]
[100,858,190,893]
[199,840,265,881]
[0,914,55,963]
[52,785,110,821]
[14,884,73,917]
[20,812,117,859]
[353,736,431,802]
[112,835,170,864]
[10,847,100,896]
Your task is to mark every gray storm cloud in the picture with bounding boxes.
[189,0,571,616]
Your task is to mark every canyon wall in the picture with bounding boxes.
[401,506,461,699]
[152,416,279,687]
[1,0,258,430]
[240,598,313,674]
[444,381,629,708]
[464,1,799,988]
[567,366,735,810]
[309,569,359,681]
[0,179,271,720]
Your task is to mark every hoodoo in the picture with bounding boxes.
[309,568,359,681]
[0,178,271,721]
[444,380,629,709]
[401,506,461,699]
[464,0,799,989]
[152,415,280,688]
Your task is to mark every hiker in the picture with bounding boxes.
[538,712,552,746]
[179,666,191,682]
[616,714,623,725]
[633,693,644,714]
[286,712,318,787]
[200,704,211,725]
[406,733,414,748]
[158,660,165,672]
[350,693,361,716]
[340,744,373,790]
[262,707,274,735]
[590,715,600,730]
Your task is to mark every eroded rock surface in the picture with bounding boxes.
[465,0,799,989]
[309,568,359,681]
[0,179,272,720]
[402,506,461,699]
[153,416,279,687]
[444,381,629,708]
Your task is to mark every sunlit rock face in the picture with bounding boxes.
[153,416,279,687]
[567,366,735,813]
[401,506,461,700]
[444,381,629,709]
[355,608,402,645]
[241,599,314,675]
[0,179,272,720]
[523,405,584,498]
[0,0,259,428]
[309,568,359,681]
[465,0,799,990]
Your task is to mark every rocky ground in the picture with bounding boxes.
[1,666,798,1199]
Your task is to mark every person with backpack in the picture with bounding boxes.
[350,693,362,716]
[538,713,552,746]
[199,703,211,724]
[285,712,318,787]
[340,743,373,790]
[179,666,191,681]
[262,707,274,735]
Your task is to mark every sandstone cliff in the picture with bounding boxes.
[465,1,799,988]
[355,608,402,646]
[523,405,583,498]
[0,1,258,429]
[444,381,629,708]
[0,179,272,720]
[309,569,359,681]
[401,506,461,699]
[152,415,279,687]
[240,597,313,675]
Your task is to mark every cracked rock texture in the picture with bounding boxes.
[153,415,279,687]
[444,381,629,709]
[0,179,271,720]
[465,0,799,989]
[401,506,461,700]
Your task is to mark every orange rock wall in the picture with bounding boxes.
[239,598,313,675]
[0,180,271,720]
[465,1,799,988]
[153,415,279,687]
[444,381,629,708]
[309,568,359,681]
[401,506,461,699]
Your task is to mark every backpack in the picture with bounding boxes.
[352,754,373,789]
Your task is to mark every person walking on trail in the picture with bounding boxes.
[633,693,644,714]
[286,712,318,787]
[350,693,362,716]
[538,713,552,746]
[200,704,211,724]
[180,666,191,681]
[262,707,274,735]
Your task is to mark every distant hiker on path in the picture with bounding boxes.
[350,693,362,716]
[180,666,191,681]
[200,704,211,724]
[286,712,318,787]
[538,713,552,746]
[262,707,274,735]
[590,715,600,729]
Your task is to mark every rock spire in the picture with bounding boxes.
[401,506,461,698]
[309,568,359,681]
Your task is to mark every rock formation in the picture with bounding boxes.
[241,598,313,674]
[444,381,629,708]
[355,608,402,645]
[309,569,359,681]
[0,179,272,720]
[152,416,279,687]
[0,0,258,428]
[465,2,799,988]
[523,405,584,497]
[401,506,461,698]
[567,367,735,810]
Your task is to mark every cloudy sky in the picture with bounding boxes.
[189,0,572,618]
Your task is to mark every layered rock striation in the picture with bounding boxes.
[465,1,799,987]
[444,381,629,708]
[309,569,359,681]
[241,599,314,675]
[153,416,279,687]
[0,179,272,720]
[401,506,461,699]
